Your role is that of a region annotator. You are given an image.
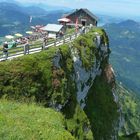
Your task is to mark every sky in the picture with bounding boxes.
[1,0,140,18]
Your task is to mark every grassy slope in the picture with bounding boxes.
[84,28,119,139]
[0,99,74,140]
[117,84,140,138]
[0,29,102,140]
[85,75,118,140]
[0,28,114,140]
[119,132,140,140]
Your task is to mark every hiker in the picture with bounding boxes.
[90,24,93,29]
[59,31,64,38]
[44,35,48,46]
[42,35,48,50]
[3,42,8,60]
[24,38,30,55]
[82,26,85,34]
[56,33,59,38]
[16,38,22,45]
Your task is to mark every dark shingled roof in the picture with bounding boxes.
[66,8,98,21]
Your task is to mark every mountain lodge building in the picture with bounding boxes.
[64,8,98,26]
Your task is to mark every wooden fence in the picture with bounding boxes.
[0,28,90,62]
[0,32,80,61]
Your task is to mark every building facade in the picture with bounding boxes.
[65,9,98,26]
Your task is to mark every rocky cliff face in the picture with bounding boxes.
[0,28,120,140]
[52,28,119,139]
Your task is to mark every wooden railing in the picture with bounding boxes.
[0,28,90,62]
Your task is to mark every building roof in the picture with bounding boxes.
[66,8,98,21]
[82,9,98,21]
[58,17,71,23]
[41,24,63,33]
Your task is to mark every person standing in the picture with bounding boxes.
[44,35,48,46]
[82,26,85,34]
[3,42,8,60]
[24,38,30,55]
[42,35,48,50]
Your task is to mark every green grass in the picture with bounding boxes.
[117,84,140,137]
[66,28,75,35]
[0,47,56,102]
[64,104,93,140]
[73,32,96,70]
[71,27,109,70]
[0,99,75,140]
[119,132,140,140]
[59,44,74,74]
[0,28,109,140]
[91,27,109,45]
[0,43,94,139]
[84,74,119,140]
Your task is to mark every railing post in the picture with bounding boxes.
[28,45,30,54]
[24,44,30,55]
[3,50,8,60]
[75,32,77,38]
[42,43,45,50]
[70,35,71,41]
[54,39,56,46]
[24,44,26,55]
[63,36,65,44]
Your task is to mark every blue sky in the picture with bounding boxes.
[2,0,140,18]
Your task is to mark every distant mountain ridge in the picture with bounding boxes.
[118,19,140,27]
[97,14,124,25]
[0,0,71,11]
[0,2,65,36]
[0,2,48,17]
[0,2,30,36]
